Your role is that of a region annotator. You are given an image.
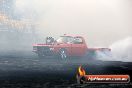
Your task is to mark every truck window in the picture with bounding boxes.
[57,36,74,43]
[73,37,83,44]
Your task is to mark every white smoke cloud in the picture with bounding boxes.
[13,0,132,47]
[110,37,132,62]
[13,0,132,61]
[97,37,132,62]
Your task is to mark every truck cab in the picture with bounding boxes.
[53,35,88,57]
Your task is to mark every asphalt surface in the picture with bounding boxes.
[0,51,132,88]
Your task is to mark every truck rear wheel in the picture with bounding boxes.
[59,49,68,60]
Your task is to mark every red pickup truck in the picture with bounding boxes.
[33,34,111,59]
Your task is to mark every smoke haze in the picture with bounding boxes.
[14,0,132,47]
[110,37,132,62]
[0,0,132,62]
[96,37,132,62]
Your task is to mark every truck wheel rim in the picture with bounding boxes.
[60,50,67,59]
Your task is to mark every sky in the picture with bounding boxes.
[13,0,132,47]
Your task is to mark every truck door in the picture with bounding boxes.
[71,37,85,56]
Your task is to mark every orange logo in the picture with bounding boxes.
[77,66,130,84]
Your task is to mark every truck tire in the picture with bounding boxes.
[59,49,68,60]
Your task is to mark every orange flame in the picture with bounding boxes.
[78,66,86,76]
